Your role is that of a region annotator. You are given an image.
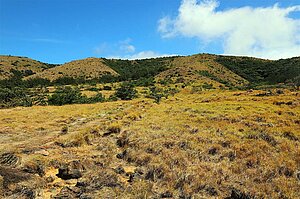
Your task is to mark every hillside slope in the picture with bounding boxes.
[216,56,300,85]
[156,54,248,87]
[0,55,58,80]
[27,57,119,81]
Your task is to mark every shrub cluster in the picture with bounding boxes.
[48,87,105,106]
[0,87,32,108]
[114,83,137,100]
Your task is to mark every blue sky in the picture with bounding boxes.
[0,0,300,63]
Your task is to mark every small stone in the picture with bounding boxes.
[34,150,49,156]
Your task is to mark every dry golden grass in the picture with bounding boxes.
[0,55,50,80]
[0,88,299,198]
[156,54,248,87]
[26,57,118,81]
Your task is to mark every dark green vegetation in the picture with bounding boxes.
[114,83,137,100]
[0,87,32,108]
[48,87,105,106]
[197,70,232,87]
[102,57,175,81]
[216,56,300,86]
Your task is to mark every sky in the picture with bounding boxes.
[0,0,300,64]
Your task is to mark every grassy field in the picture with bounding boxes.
[0,88,299,198]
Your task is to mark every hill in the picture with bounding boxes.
[1,54,299,87]
[26,57,119,81]
[0,55,58,80]
[156,54,248,87]
[216,56,300,85]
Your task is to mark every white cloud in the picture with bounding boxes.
[119,38,136,53]
[120,44,136,53]
[94,39,136,55]
[109,51,176,60]
[128,51,176,59]
[94,38,176,60]
[158,0,300,59]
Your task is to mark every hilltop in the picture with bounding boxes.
[0,55,58,80]
[26,58,119,81]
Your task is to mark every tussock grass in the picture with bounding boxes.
[0,89,299,198]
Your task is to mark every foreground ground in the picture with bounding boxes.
[0,89,299,198]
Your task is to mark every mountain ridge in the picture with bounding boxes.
[1,53,299,87]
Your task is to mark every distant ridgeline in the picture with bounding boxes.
[0,54,299,89]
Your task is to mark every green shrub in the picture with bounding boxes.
[114,83,137,100]
[202,83,214,90]
[147,86,164,103]
[87,87,100,91]
[0,87,32,108]
[163,87,179,96]
[88,93,105,103]
[48,87,87,106]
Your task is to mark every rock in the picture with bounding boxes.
[34,149,49,156]
[56,161,84,180]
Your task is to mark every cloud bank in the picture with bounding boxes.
[122,51,176,60]
[108,50,176,60]
[158,0,300,59]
